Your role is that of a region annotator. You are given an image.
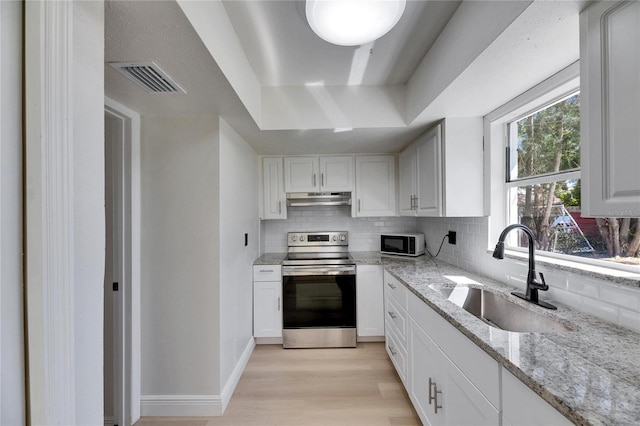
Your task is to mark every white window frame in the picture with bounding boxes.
[486,61,638,274]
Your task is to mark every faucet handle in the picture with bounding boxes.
[538,272,548,290]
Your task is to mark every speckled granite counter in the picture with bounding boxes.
[254,252,640,425]
[254,253,286,265]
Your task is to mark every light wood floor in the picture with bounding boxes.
[135,342,420,426]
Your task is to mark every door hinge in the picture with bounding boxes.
[113,282,119,291]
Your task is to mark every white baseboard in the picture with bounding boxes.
[140,338,255,417]
[254,336,283,345]
[140,394,221,417]
[220,337,256,414]
[357,335,385,342]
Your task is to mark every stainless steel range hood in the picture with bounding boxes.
[286,192,351,207]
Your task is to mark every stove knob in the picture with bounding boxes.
[300,235,305,242]
[291,235,297,242]
[332,235,337,241]
[340,234,346,241]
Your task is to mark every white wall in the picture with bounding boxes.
[0,1,25,424]
[218,118,258,408]
[417,217,640,333]
[140,116,261,416]
[140,115,221,409]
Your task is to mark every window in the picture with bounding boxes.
[496,72,639,269]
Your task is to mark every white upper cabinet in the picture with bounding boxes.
[354,155,396,217]
[399,118,483,217]
[398,146,417,215]
[580,0,640,217]
[261,157,286,220]
[284,155,353,192]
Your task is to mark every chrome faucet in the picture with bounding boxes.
[492,224,557,310]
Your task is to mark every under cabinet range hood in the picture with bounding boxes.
[286,192,351,207]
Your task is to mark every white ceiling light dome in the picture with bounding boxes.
[306,0,407,46]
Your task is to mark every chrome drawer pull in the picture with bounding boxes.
[387,311,397,319]
[387,345,397,356]
[386,282,396,290]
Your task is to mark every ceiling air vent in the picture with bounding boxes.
[109,61,186,94]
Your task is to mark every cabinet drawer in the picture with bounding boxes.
[384,271,407,310]
[386,325,407,385]
[385,296,408,347]
[253,265,281,282]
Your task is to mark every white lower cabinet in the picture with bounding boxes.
[502,369,572,426]
[356,265,385,338]
[383,277,573,426]
[253,265,282,339]
[409,318,499,426]
[384,271,409,385]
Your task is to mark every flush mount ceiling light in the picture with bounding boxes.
[306,0,407,46]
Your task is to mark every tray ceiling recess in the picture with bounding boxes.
[109,61,186,94]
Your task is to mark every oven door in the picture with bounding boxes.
[281,265,356,348]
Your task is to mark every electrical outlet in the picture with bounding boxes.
[448,231,457,245]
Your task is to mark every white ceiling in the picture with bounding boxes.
[104,0,586,155]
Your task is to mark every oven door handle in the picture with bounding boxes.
[282,265,356,276]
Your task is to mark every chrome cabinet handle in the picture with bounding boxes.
[259,269,274,273]
[387,345,397,356]
[387,311,397,319]
[428,377,434,404]
[321,173,324,187]
[277,297,280,311]
[386,282,396,290]
[313,173,316,187]
[278,200,281,214]
[428,378,442,413]
[434,383,442,413]
[358,199,361,212]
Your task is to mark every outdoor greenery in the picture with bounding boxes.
[511,93,640,262]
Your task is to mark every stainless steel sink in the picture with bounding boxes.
[430,285,574,333]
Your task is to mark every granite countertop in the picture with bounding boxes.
[253,251,640,425]
[254,253,287,265]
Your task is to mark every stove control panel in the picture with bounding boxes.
[288,231,348,247]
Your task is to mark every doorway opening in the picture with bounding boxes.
[104,99,141,426]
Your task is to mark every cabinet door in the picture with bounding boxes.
[408,319,441,425]
[356,265,384,337]
[438,348,500,426]
[502,368,571,426]
[415,124,443,217]
[284,156,318,192]
[398,146,416,216]
[262,157,286,219]
[354,155,396,217]
[319,156,353,191]
[253,281,282,338]
[581,1,640,217]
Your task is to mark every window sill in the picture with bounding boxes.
[488,249,640,289]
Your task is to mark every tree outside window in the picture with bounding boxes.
[506,93,640,265]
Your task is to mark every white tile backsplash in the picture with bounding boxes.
[261,205,418,253]
[619,309,640,334]
[416,216,640,333]
[261,211,640,332]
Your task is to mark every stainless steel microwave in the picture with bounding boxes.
[381,233,425,257]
